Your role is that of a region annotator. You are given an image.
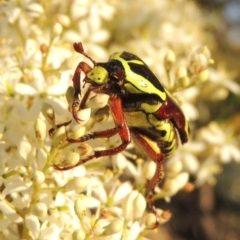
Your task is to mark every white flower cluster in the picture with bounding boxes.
[0,0,239,239]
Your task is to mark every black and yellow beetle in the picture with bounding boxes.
[54,42,190,222]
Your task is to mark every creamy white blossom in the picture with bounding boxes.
[0,0,239,239]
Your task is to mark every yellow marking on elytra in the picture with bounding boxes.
[123,111,152,127]
[111,52,166,100]
[124,83,142,93]
[148,114,165,128]
[141,103,161,113]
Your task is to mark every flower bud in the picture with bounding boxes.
[112,182,133,202]
[176,66,187,79]
[31,202,47,217]
[40,43,48,54]
[65,86,75,106]
[122,190,138,221]
[95,112,109,124]
[132,193,147,220]
[195,69,209,82]
[162,178,179,197]
[41,103,55,125]
[72,229,86,240]
[51,126,66,148]
[56,151,80,169]
[182,153,199,174]
[113,153,127,170]
[76,143,93,157]
[166,160,182,177]
[87,94,109,109]
[34,118,47,141]
[74,197,87,220]
[199,46,211,61]
[189,52,208,74]
[18,138,31,161]
[56,14,71,27]
[164,50,176,71]
[94,106,109,123]
[142,161,156,180]
[32,170,45,184]
[188,46,212,75]
[145,213,157,229]
[52,22,63,37]
[159,210,172,224]
[25,215,40,234]
[161,172,189,197]
[174,172,189,190]
[103,219,124,236]
[68,122,86,140]
[74,108,91,125]
[178,76,190,87]
[65,176,89,192]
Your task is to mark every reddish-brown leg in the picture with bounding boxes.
[71,61,92,122]
[131,129,164,228]
[54,95,131,171]
[71,42,99,122]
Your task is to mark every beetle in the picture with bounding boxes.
[54,42,190,222]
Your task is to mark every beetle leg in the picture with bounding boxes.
[131,129,164,190]
[71,61,93,122]
[71,42,99,122]
[54,95,131,170]
[131,128,164,223]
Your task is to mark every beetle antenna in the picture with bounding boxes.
[73,42,96,65]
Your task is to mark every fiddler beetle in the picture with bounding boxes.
[53,42,190,226]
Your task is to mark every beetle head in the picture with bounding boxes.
[85,61,125,92]
[86,66,109,85]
